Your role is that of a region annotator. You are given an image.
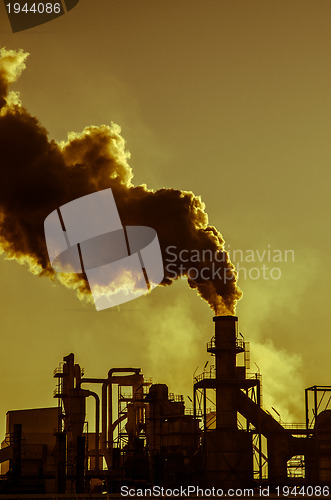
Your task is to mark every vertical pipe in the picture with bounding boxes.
[76,435,85,493]
[314,386,318,423]
[56,432,66,493]
[257,380,262,481]
[101,381,112,468]
[193,387,196,420]
[87,391,100,471]
[245,388,249,432]
[107,379,113,458]
[305,388,309,429]
[12,424,22,487]
[314,386,320,481]
[203,388,207,431]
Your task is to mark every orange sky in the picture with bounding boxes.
[0,0,331,436]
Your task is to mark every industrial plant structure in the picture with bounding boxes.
[0,315,330,494]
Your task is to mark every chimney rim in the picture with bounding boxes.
[213,315,238,322]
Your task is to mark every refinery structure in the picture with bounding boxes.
[0,316,330,494]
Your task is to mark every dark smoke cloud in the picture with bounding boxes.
[0,48,242,314]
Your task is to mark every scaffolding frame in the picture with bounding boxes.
[193,337,266,483]
[305,386,331,429]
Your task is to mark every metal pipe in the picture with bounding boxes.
[203,388,207,431]
[193,386,196,420]
[108,382,112,454]
[257,379,262,482]
[106,368,141,463]
[81,378,105,384]
[87,391,100,471]
[80,377,112,469]
[80,369,141,470]
[101,380,112,468]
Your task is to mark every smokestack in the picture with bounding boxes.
[213,316,238,429]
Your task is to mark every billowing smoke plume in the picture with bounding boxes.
[0,48,242,314]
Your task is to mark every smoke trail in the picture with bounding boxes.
[0,48,242,314]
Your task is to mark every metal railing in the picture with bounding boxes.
[53,363,84,377]
[282,423,307,430]
[246,373,262,385]
[185,408,202,417]
[207,336,245,351]
[168,393,184,402]
[53,363,64,376]
[194,370,216,382]
[53,386,62,397]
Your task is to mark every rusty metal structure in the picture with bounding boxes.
[0,315,331,493]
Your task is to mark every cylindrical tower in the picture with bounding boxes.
[213,315,239,429]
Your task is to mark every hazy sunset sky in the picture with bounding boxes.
[0,0,331,437]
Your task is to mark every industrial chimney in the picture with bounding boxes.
[195,315,253,488]
[213,315,239,430]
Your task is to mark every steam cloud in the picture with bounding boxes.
[0,48,242,314]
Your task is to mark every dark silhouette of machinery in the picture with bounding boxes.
[0,315,330,493]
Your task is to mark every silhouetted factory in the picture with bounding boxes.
[0,316,330,494]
